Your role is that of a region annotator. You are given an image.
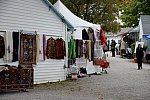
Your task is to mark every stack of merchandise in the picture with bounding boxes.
[0,65,33,91]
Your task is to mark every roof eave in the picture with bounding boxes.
[42,0,74,31]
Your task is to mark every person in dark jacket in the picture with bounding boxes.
[136,44,144,70]
[110,39,116,57]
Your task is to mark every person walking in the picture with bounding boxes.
[136,44,144,70]
[110,40,116,57]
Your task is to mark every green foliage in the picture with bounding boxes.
[119,0,150,27]
[49,0,121,33]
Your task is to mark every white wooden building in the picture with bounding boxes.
[0,0,73,84]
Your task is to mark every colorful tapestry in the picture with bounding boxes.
[46,37,56,59]
[20,34,37,65]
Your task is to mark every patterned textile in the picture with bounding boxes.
[46,37,56,59]
[0,35,5,58]
[46,37,66,59]
[0,65,33,90]
[20,34,37,65]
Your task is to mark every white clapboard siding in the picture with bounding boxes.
[0,0,66,34]
[0,0,67,84]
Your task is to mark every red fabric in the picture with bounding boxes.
[100,29,107,45]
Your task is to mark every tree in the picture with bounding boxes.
[50,0,121,33]
[119,0,150,27]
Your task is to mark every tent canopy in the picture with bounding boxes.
[53,0,100,39]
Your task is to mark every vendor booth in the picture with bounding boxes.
[53,0,105,76]
[0,0,74,90]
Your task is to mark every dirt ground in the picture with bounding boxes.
[1,55,150,100]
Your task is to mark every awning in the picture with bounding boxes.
[129,26,139,33]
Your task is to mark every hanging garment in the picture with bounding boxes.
[95,30,100,40]
[88,27,95,43]
[94,40,103,58]
[83,40,87,58]
[100,29,107,45]
[20,34,37,65]
[43,34,46,60]
[91,41,94,61]
[75,40,83,58]
[4,31,13,62]
[75,39,79,58]
[82,29,89,40]
[68,36,76,59]
[36,34,40,62]
[79,40,83,58]
[12,32,19,62]
[88,28,95,61]
[85,40,91,61]
[46,37,56,59]
[36,34,44,62]
[0,35,5,58]
[55,38,66,59]
[78,40,83,58]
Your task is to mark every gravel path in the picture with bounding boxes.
[1,54,150,100]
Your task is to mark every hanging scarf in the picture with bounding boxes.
[4,31,13,62]
[43,34,46,60]
[36,34,45,62]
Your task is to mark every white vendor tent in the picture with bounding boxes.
[53,0,100,39]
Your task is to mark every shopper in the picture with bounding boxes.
[136,44,144,70]
[110,40,116,57]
